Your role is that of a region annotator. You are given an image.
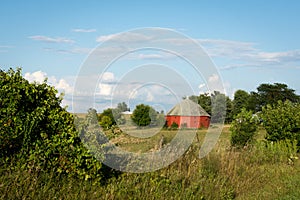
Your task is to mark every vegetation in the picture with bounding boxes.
[1,68,300,199]
[1,126,300,199]
[261,100,300,148]
[0,68,103,182]
[131,104,158,127]
[190,91,232,123]
[98,102,129,129]
[230,108,259,147]
[232,89,250,117]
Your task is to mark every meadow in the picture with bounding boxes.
[1,125,299,200]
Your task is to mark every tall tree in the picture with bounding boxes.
[131,104,157,127]
[240,83,299,112]
[256,83,299,109]
[211,91,227,123]
[117,102,130,112]
[225,96,234,123]
[189,93,211,115]
[232,90,250,116]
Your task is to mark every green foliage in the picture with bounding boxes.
[211,91,227,123]
[0,68,103,182]
[170,122,179,130]
[131,104,157,127]
[230,108,258,147]
[248,140,299,165]
[99,116,113,130]
[98,108,116,127]
[248,83,300,112]
[261,101,300,147]
[1,126,300,199]
[98,106,127,129]
[117,102,129,112]
[190,91,233,123]
[225,96,234,123]
[233,90,250,116]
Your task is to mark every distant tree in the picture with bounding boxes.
[233,90,250,116]
[211,91,227,123]
[99,116,113,130]
[191,92,232,123]
[156,113,166,126]
[225,96,234,123]
[131,104,157,127]
[199,93,212,115]
[117,102,129,112]
[99,108,115,123]
[256,83,299,111]
[247,91,260,112]
[85,108,99,125]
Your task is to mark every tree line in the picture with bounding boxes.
[189,83,300,123]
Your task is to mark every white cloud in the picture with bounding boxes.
[198,83,206,89]
[29,35,75,44]
[101,72,114,81]
[96,72,116,96]
[198,38,300,70]
[24,71,74,95]
[98,83,113,96]
[43,47,92,55]
[24,71,47,83]
[96,32,152,43]
[208,74,219,83]
[56,79,73,94]
[72,28,96,33]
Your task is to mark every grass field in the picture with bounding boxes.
[1,125,299,199]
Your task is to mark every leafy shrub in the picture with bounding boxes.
[0,68,103,181]
[230,108,258,147]
[170,122,179,130]
[261,100,300,148]
[131,104,157,127]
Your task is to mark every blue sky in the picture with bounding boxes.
[1,0,300,112]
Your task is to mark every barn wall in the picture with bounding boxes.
[166,115,210,128]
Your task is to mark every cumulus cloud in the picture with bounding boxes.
[24,71,47,83]
[29,35,75,44]
[55,79,73,94]
[98,83,113,96]
[24,71,74,95]
[97,72,116,96]
[101,72,115,81]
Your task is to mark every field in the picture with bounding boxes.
[1,125,300,199]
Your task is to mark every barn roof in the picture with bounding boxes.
[167,99,210,117]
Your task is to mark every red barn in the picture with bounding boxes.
[166,99,210,129]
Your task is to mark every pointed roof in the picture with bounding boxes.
[167,99,210,117]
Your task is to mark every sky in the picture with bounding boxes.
[1,0,300,113]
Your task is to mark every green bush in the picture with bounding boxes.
[131,104,157,127]
[230,108,258,147]
[261,101,300,148]
[0,68,103,182]
[170,122,179,130]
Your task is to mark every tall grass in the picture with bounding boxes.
[1,126,299,199]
